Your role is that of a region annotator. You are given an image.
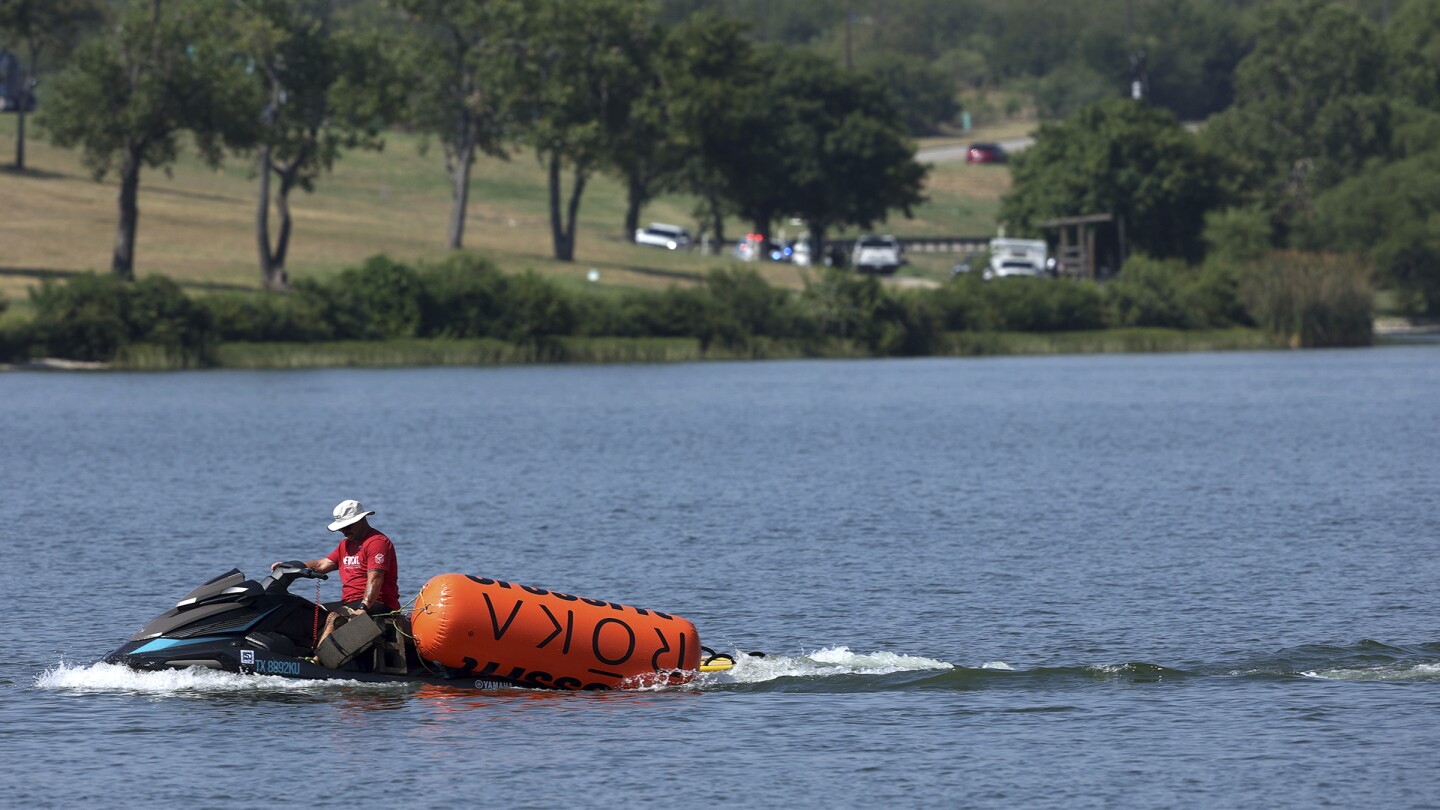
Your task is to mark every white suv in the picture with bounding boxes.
[635,223,692,250]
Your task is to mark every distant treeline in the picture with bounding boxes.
[0,251,1373,368]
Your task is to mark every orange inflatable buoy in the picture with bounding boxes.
[410,574,703,690]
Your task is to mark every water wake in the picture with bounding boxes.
[33,661,406,694]
[699,646,954,686]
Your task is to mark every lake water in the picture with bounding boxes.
[4,346,1439,807]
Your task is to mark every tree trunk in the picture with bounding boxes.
[14,106,26,171]
[810,223,828,268]
[112,147,142,279]
[271,165,298,291]
[624,173,644,242]
[546,151,588,263]
[548,152,568,260]
[446,130,476,250]
[565,165,587,262]
[256,143,277,288]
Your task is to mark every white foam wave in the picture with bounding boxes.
[980,661,1015,671]
[1300,663,1440,682]
[701,646,953,685]
[34,661,405,693]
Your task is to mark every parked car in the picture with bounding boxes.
[965,142,1006,164]
[635,223,692,250]
[852,235,903,274]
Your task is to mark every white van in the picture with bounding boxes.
[985,238,1047,279]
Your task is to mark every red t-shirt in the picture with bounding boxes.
[325,530,400,610]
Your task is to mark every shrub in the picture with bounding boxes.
[502,270,577,343]
[1239,251,1373,347]
[985,277,1104,332]
[417,253,511,339]
[204,286,337,343]
[327,255,426,339]
[701,267,798,349]
[27,273,215,363]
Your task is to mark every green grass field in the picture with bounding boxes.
[0,115,1013,303]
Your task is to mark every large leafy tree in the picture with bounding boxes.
[388,0,527,250]
[518,0,654,262]
[1200,0,1391,240]
[762,49,927,258]
[235,0,402,290]
[0,0,105,171]
[38,0,260,278]
[661,12,761,246]
[1001,98,1224,263]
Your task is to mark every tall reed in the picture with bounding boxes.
[1239,251,1373,348]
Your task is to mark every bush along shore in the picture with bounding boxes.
[1,251,1374,371]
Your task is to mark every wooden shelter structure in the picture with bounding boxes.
[1037,214,1124,280]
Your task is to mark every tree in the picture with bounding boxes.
[1001,98,1224,263]
[235,0,402,291]
[760,49,927,260]
[1200,0,1391,241]
[38,0,259,278]
[599,16,674,244]
[661,12,762,247]
[518,0,654,262]
[389,0,526,250]
[0,0,105,171]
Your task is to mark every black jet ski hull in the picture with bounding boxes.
[103,636,523,690]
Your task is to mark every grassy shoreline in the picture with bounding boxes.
[24,328,1286,371]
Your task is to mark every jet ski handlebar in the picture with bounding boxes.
[261,560,330,594]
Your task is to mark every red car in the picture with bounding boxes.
[965,142,1006,164]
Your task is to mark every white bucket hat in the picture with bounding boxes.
[328,499,374,532]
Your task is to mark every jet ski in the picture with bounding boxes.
[103,562,736,690]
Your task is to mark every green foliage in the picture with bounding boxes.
[1102,255,1248,330]
[930,273,1105,333]
[858,53,960,135]
[1307,152,1440,316]
[699,267,796,349]
[26,273,214,362]
[1200,0,1391,237]
[1203,205,1272,265]
[327,255,427,339]
[415,254,511,339]
[503,270,578,344]
[1238,251,1373,347]
[1002,98,1225,263]
[204,287,337,343]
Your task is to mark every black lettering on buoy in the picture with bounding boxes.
[537,605,575,654]
[580,597,607,607]
[524,671,554,686]
[633,607,650,617]
[649,627,672,670]
[466,575,493,586]
[474,660,501,677]
[553,676,581,690]
[593,617,636,666]
[521,585,549,596]
[482,592,524,640]
[588,667,624,680]
[456,657,478,676]
[551,591,578,602]
[506,665,526,681]
[653,611,673,620]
